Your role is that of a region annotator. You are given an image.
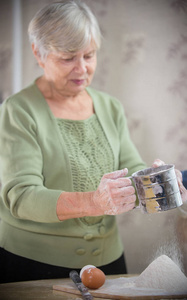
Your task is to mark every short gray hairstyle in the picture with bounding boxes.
[28,0,101,61]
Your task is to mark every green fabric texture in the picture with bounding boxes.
[57,115,114,193]
[0,81,146,268]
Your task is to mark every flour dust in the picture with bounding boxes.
[152,236,184,273]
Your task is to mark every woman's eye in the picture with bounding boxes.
[64,57,74,62]
[85,53,95,60]
[85,55,92,59]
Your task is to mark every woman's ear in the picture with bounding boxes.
[31,44,44,68]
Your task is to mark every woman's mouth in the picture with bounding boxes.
[71,79,85,85]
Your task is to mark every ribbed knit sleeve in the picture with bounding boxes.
[0,96,61,223]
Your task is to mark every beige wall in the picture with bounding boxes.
[0,0,187,275]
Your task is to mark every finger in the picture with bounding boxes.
[179,183,187,203]
[175,169,183,182]
[105,201,135,215]
[110,196,136,212]
[103,168,128,180]
[109,177,132,189]
[111,186,135,199]
[152,159,165,168]
[116,202,136,214]
[120,194,136,205]
[124,202,136,210]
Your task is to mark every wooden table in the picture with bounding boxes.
[0,275,186,300]
[2,277,84,300]
[0,275,120,300]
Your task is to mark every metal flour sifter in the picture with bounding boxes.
[129,164,183,213]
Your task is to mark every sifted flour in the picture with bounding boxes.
[135,255,187,293]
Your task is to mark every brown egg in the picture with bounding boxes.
[80,266,105,289]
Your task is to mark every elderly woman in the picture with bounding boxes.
[0,0,186,283]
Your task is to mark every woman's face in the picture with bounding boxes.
[38,41,97,96]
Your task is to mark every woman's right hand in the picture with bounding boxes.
[57,168,136,221]
[93,168,136,215]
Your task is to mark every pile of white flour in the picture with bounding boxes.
[135,255,187,294]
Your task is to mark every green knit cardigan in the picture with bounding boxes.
[0,82,146,268]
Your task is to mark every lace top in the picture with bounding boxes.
[57,114,114,193]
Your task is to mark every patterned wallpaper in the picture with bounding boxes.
[0,1,13,104]
[0,0,187,274]
[1,0,187,168]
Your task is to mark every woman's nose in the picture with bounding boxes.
[74,58,87,73]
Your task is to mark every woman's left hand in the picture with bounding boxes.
[152,158,187,203]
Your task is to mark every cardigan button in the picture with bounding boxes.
[76,248,86,255]
[99,225,105,235]
[84,233,93,240]
[92,249,101,256]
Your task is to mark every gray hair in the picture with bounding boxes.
[28,0,101,61]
